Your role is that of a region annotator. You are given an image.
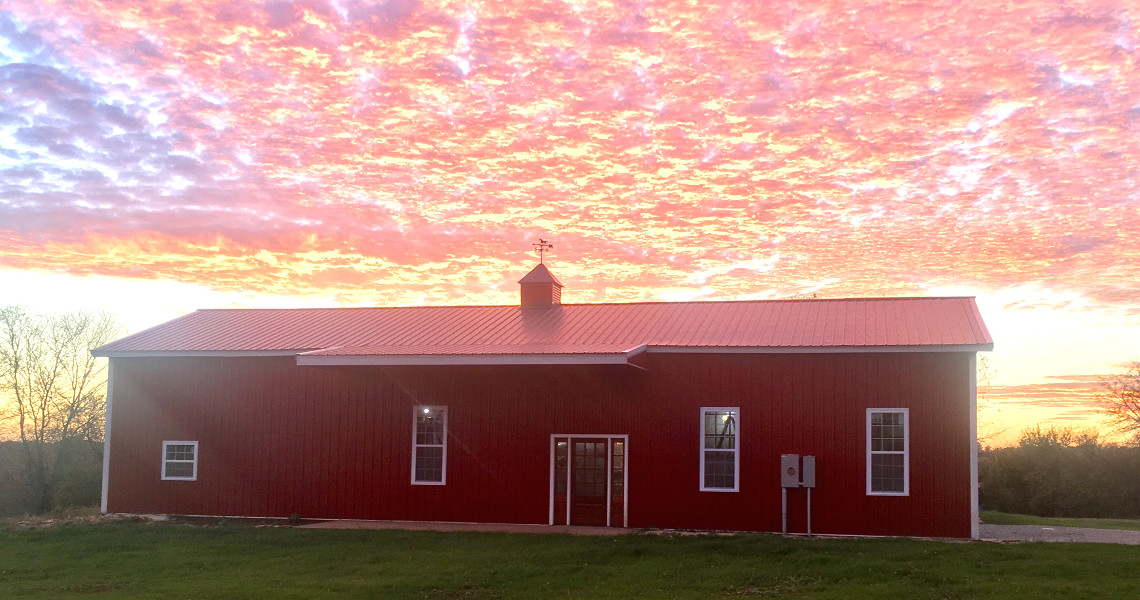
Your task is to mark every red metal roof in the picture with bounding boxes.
[517,263,563,285]
[93,297,993,364]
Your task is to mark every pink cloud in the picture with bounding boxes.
[0,1,1136,307]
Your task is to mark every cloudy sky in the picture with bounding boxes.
[2,0,1138,444]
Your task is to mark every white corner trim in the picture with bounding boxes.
[100,360,114,514]
[970,353,980,540]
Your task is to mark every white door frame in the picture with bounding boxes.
[548,434,629,527]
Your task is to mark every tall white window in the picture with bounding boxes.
[412,406,447,485]
[162,441,198,481]
[867,409,909,495]
[700,407,739,492]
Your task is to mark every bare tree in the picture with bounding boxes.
[1101,359,1140,443]
[976,354,1005,444]
[0,306,121,513]
[1017,424,1101,449]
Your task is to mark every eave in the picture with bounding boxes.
[646,343,995,354]
[295,344,650,366]
[93,341,993,363]
[91,349,311,358]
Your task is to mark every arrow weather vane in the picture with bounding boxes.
[533,239,553,264]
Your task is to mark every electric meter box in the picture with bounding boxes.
[801,455,816,488]
[780,454,801,487]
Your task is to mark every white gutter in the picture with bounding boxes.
[91,350,308,358]
[647,344,994,354]
[296,345,649,367]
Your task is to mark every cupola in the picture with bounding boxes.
[518,239,562,308]
[518,262,563,308]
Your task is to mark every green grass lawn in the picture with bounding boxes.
[3,520,1140,599]
[981,510,1140,531]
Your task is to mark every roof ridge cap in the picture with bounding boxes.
[190,296,978,314]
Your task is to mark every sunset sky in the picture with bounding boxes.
[2,0,1138,445]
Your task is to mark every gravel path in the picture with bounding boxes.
[980,524,1140,545]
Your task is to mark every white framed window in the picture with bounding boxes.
[412,406,447,485]
[867,409,909,495]
[162,441,198,481]
[700,407,739,492]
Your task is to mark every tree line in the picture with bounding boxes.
[980,425,1140,518]
[0,306,119,515]
[978,359,1140,519]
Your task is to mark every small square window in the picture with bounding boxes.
[162,441,198,481]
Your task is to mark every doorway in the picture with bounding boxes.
[550,435,627,527]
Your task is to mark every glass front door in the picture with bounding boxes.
[552,436,626,527]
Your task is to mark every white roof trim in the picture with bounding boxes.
[646,344,994,354]
[297,351,642,366]
[295,344,649,366]
[94,342,993,360]
[93,349,310,358]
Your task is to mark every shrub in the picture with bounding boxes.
[980,426,1140,518]
[0,441,103,516]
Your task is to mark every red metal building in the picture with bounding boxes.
[93,264,992,538]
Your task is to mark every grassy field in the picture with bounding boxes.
[981,510,1140,531]
[3,519,1140,599]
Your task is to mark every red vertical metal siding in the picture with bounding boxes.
[106,351,973,537]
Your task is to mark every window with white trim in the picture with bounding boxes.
[412,406,447,484]
[162,441,198,481]
[700,407,739,492]
[867,409,908,495]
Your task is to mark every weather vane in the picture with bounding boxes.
[533,239,554,264]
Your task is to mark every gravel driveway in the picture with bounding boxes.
[980,524,1140,545]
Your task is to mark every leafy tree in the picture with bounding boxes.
[0,306,120,513]
[1101,359,1140,442]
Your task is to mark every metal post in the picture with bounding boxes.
[806,487,812,537]
[781,487,787,535]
